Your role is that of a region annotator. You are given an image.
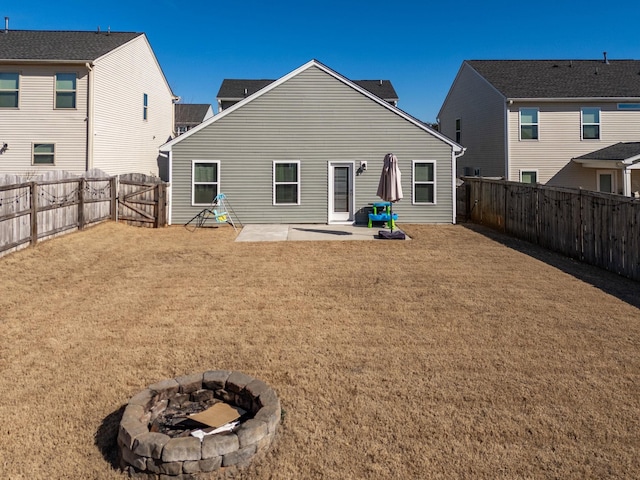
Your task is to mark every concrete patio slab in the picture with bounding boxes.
[235,224,408,242]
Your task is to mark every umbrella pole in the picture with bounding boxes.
[389,203,393,232]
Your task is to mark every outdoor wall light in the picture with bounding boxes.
[0,142,7,153]
[360,160,367,171]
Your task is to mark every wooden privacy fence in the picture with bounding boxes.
[0,171,167,257]
[459,177,640,282]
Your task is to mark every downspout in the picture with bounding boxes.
[167,149,173,225]
[85,62,94,171]
[504,100,511,180]
[452,147,466,224]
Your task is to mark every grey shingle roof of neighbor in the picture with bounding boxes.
[467,59,640,98]
[0,30,142,61]
[217,78,399,101]
[175,104,211,125]
[574,142,640,161]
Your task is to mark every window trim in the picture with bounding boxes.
[191,160,220,206]
[519,107,539,141]
[54,73,77,109]
[143,93,148,120]
[32,143,56,165]
[519,169,539,184]
[0,72,19,108]
[455,118,461,143]
[412,160,436,205]
[273,160,301,205]
[581,107,601,140]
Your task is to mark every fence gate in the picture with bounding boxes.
[117,173,167,227]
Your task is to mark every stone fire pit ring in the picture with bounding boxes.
[118,370,281,479]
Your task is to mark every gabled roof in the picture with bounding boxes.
[217,78,398,102]
[574,142,640,162]
[175,104,212,125]
[162,59,462,153]
[467,59,640,99]
[0,30,142,62]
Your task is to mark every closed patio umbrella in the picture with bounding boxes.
[376,153,405,239]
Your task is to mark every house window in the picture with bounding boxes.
[519,108,539,140]
[413,160,436,204]
[273,161,300,205]
[520,170,538,184]
[617,103,640,110]
[0,72,19,108]
[177,126,189,135]
[143,93,148,120]
[33,143,55,165]
[581,107,600,140]
[192,161,219,205]
[455,118,461,143]
[55,73,76,109]
[597,170,616,194]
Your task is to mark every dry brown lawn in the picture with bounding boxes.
[1,222,639,479]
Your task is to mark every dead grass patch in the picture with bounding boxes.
[0,222,639,479]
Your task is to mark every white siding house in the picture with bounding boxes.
[439,59,640,196]
[0,29,176,178]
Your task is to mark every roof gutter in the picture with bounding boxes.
[0,59,91,65]
[507,97,640,103]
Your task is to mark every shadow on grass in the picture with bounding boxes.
[95,404,126,470]
[461,223,640,310]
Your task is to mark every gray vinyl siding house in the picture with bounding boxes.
[162,60,464,225]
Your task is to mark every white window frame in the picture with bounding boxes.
[55,73,77,109]
[581,107,601,140]
[412,160,436,205]
[519,107,539,141]
[596,169,617,194]
[273,160,300,205]
[32,143,55,165]
[519,169,539,184]
[0,72,19,108]
[191,160,220,206]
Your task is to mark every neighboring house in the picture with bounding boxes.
[161,59,464,226]
[175,103,213,135]
[438,57,640,196]
[0,27,176,177]
[216,78,399,112]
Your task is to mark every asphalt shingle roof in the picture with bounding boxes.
[467,60,640,99]
[0,30,142,61]
[574,142,640,161]
[175,104,211,125]
[216,78,399,101]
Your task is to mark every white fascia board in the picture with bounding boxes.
[162,59,464,153]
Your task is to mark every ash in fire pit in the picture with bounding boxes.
[118,371,280,479]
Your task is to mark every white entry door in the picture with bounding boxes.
[328,162,354,223]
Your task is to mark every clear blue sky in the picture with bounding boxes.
[5,0,640,122]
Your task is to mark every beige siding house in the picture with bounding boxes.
[162,60,464,226]
[439,59,640,196]
[0,29,176,178]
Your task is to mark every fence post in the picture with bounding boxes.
[156,183,167,228]
[78,178,85,230]
[30,181,38,246]
[111,176,118,222]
